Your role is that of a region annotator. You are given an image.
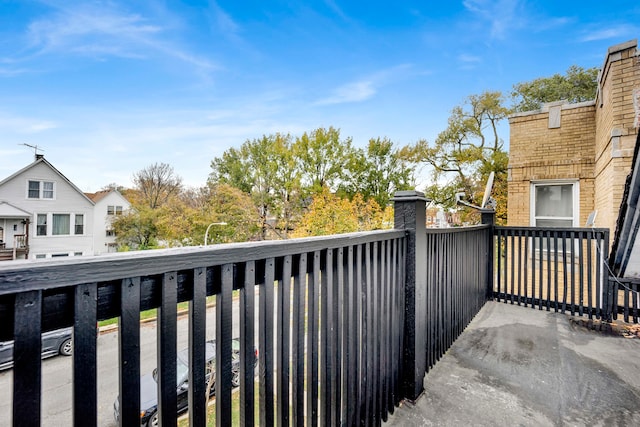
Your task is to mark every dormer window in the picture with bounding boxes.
[27,180,55,199]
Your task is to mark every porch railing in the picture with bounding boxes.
[0,230,408,426]
[424,225,492,371]
[493,226,610,319]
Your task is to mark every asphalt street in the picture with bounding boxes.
[0,301,241,426]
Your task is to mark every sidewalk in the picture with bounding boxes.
[384,301,640,426]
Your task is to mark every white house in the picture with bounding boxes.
[85,189,131,254]
[0,155,115,260]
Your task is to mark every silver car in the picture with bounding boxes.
[0,327,73,370]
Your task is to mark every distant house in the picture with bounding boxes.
[85,189,131,254]
[507,39,640,278]
[0,155,95,260]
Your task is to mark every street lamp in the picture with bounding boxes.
[204,222,228,245]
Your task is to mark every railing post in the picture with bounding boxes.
[480,209,495,300]
[393,190,428,402]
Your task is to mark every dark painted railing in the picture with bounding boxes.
[424,225,492,372]
[393,193,494,401]
[608,277,640,323]
[0,230,407,426]
[493,226,610,319]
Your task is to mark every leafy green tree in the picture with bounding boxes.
[340,137,415,207]
[209,133,302,239]
[511,65,599,112]
[401,91,509,224]
[176,183,261,244]
[293,126,353,195]
[111,205,160,250]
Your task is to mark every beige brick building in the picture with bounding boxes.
[508,39,640,239]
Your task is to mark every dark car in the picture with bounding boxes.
[0,327,73,371]
[114,338,257,427]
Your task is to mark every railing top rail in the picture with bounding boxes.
[425,224,490,235]
[0,229,404,295]
[494,226,609,234]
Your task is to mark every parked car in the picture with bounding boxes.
[113,338,258,427]
[0,327,73,371]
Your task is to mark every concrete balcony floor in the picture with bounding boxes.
[385,301,640,426]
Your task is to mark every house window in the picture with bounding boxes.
[74,252,83,256]
[106,229,115,237]
[35,254,46,259]
[75,214,84,235]
[51,253,69,257]
[28,181,40,198]
[37,214,47,236]
[52,214,70,235]
[27,180,55,199]
[531,182,578,228]
[531,181,579,253]
[43,181,54,199]
[107,205,123,215]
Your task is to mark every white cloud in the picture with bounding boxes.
[458,54,481,63]
[580,25,637,42]
[316,64,412,106]
[316,80,377,105]
[0,113,57,133]
[463,0,526,39]
[12,1,216,73]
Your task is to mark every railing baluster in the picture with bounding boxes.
[259,258,275,427]
[119,277,141,427]
[158,272,178,427]
[553,231,559,313]
[363,242,373,426]
[307,251,320,426]
[321,249,332,426]
[546,231,552,311]
[373,241,381,426]
[336,248,345,423]
[523,230,529,307]
[578,232,585,316]
[345,245,356,426]
[73,283,98,427]
[216,264,234,426]
[586,232,597,319]
[277,256,292,426]
[189,267,207,427]
[240,261,256,426]
[292,254,305,426]
[538,231,543,310]
[14,290,42,427]
[562,232,568,314]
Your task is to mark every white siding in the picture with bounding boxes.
[92,191,131,255]
[0,161,95,258]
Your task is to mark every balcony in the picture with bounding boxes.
[0,192,638,426]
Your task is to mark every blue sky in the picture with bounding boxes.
[1,0,639,191]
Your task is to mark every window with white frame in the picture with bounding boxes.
[531,181,579,253]
[531,182,579,228]
[75,214,84,235]
[36,214,47,236]
[107,205,123,215]
[52,214,70,235]
[27,180,55,199]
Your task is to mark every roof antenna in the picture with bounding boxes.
[19,143,45,159]
[456,171,496,211]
